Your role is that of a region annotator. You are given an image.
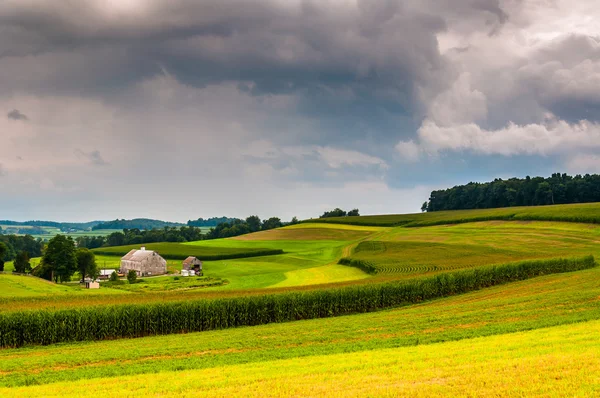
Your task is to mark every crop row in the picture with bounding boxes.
[0,255,594,348]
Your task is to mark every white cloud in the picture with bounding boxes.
[427,73,487,126]
[315,147,388,169]
[395,140,421,163]
[416,118,600,157]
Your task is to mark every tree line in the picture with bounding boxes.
[320,208,360,218]
[92,218,184,230]
[0,235,44,272]
[76,216,295,249]
[423,173,600,212]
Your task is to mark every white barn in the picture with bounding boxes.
[120,247,167,277]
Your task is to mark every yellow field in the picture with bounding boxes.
[3,319,598,397]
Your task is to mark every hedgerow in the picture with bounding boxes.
[0,255,594,348]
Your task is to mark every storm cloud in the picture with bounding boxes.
[1,0,599,221]
[7,109,27,120]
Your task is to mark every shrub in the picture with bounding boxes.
[109,271,118,282]
[0,255,594,348]
[127,270,137,284]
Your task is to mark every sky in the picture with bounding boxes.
[1,0,600,222]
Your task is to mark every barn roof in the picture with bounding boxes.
[121,248,161,262]
[182,256,199,265]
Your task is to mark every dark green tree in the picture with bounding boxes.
[421,202,428,212]
[0,242,7,272]
[347,209,360,216]
[245,215,262,232]
[127,270,137,284]
[13,251,31,274]
[320,208,347,218]
[289,216,299,225]
[40,235,77,282]
[262,217,282,230]
[76,248,98,281]
[109,271,119,281]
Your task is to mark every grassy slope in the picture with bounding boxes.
[0,274,126,298]
[346,221,600,275]
[3,218,600,309]
[1,266,599,390]
[309,202,600,226]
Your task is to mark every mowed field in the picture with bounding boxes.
[1,265,600,395]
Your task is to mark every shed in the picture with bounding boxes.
[85,281,100,289]
[120,247,167,277]
[182,256,203,275]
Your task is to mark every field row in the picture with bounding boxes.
[0,256,594,348]
[1,265,599,390]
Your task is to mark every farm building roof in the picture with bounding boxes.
[121,248,162,262]
[182,256,200,265]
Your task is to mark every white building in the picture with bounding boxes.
[120,247,167,277]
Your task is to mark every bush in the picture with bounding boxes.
[127,270,137,284]
[109,271,118,282]
[0,255,594,348]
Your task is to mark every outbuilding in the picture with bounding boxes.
[120,247,167,277]
[182,256,203,275]
[85,281,100,289]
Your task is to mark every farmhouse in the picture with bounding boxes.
[120,247,167,277]
[182,256,203,275]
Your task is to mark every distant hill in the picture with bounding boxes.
[187,217,240,227]
[0,220,103,231]
[92,218,185,230]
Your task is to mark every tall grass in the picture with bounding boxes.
[0,255,594,348]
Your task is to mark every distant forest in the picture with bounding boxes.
[92,218,184,230]
[0,220,101,231]
[424,173,600,212]
[187,217,239,227]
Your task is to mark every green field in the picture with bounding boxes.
[2,203,600,396]
[0,225,122,240]
[1,265,599,394]
[308,202,600,226]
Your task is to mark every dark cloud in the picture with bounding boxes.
[7,109,28,120]
[74,149,107,166]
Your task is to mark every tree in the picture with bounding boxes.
[0,242,7,272]
[76,248,98,281]
[421,202,428,212]
[320,208,347,218]
[127,270,137,284]
[40,235,77,282]
[245,215,262,233]
[109,271,119,281]
[13,251,31,274]
[289,216,299,225]
[347,209,360,216]
[262,217,282,231]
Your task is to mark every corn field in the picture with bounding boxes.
[0,255,594,348]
